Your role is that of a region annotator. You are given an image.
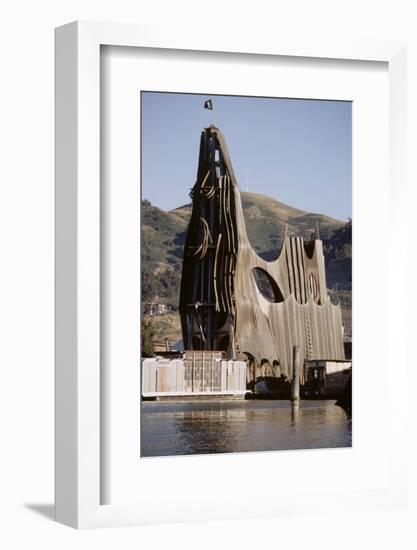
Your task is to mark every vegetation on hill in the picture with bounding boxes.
[323,220,352,290]
[240,193,344,260]
[141,199,185,309]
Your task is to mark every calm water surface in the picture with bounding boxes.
[141,400,352,457]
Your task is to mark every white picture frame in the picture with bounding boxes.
[55,21,407,529]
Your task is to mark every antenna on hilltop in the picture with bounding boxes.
[245,175,249,193]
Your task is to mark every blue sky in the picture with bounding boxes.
[141,92,352,221]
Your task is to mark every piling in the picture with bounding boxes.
[291,402,299,425]
[291,345,300,404]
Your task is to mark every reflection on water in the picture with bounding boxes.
[140,400,352,457]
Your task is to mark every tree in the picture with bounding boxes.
[142,321,155,356]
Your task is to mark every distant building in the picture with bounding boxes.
[304,360,352,397]
[144,302,168,316]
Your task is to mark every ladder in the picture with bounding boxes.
[304,309,313,360]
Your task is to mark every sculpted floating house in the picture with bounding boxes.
[179,126,345,381]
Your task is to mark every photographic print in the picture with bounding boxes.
[140,91,352,457]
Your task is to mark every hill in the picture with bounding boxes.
[322,220,352,291]
[141,192,352,308]
[141,199,186,309]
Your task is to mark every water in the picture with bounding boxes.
[141,400,352,457]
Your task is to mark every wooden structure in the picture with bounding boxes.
[142,352,247,399]
[179,126,345,381]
